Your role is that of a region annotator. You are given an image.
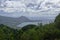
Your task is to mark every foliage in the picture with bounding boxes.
[0,24,18,40]
[20,23,60,40]
[21,24,37,31]
[54,14,60,29]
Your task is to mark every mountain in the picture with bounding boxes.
[18,16,30,21]
[0,16,30,28]
[0,15,42,27]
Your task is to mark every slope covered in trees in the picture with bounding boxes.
[0,14,60,40]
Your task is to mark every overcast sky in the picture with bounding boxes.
[0,0,60,19]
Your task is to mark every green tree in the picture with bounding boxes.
[54,14,60,29]
[0,24,17,40]
[21,24,37,31]
[20,29,39,40]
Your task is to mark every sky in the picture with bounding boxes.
[0,0,60,19]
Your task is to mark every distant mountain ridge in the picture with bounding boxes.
[0,16,54,28]
[0,16,42,28]
[0,16,29,26]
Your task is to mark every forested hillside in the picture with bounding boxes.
[0,14,60,40]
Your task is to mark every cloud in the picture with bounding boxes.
[1,0,60,12]
[0,0,60,18]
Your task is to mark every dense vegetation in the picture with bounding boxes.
[0,14,60,40]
